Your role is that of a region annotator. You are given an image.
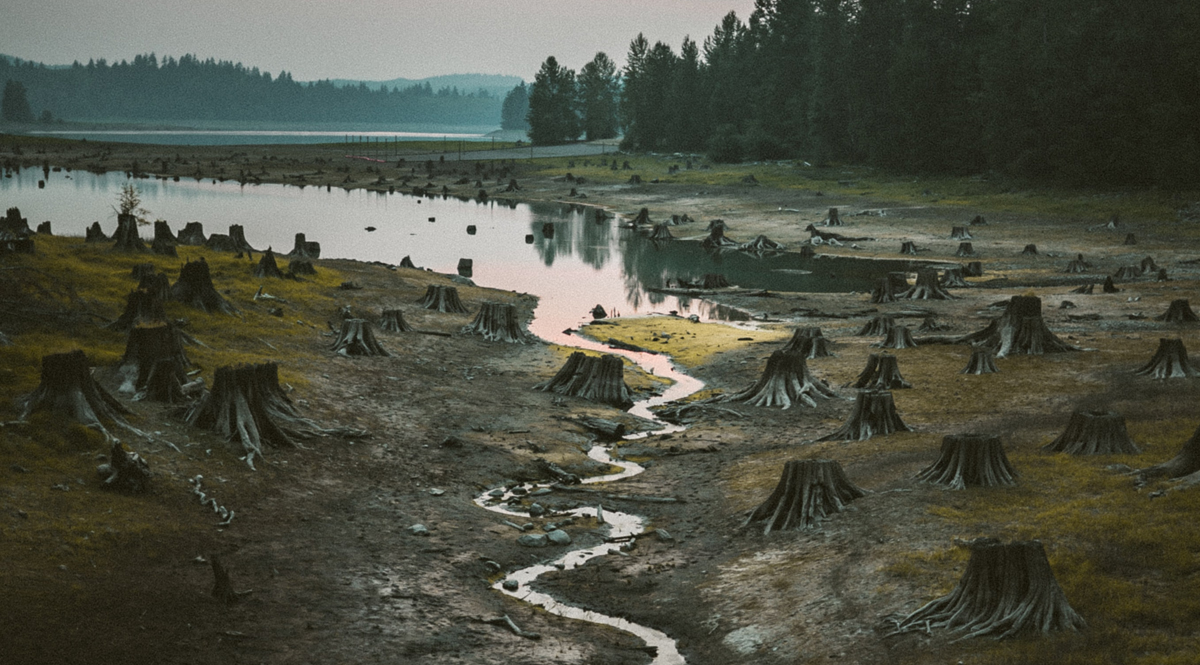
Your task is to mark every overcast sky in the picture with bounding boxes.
[2,0,757,81]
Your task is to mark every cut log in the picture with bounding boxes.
[1134,338,1198,379]
[954,295,1078,358]
[20,350,134,438]
[1135,422,1200,480]
[744,459,864,533]
[940,268,968,288]
[701,225,739,249]
[918,434,1015,488]
[873,325,918,349]
[533,352,633,409]
[462,302,530,343]
[870,277,896,304]
[781,327,835,359]
[852,353,912,390]
[1156,299,1198,323]
[97,440,151,492]
[824,207,843,226]
[108,288,168,332]
[228,224,255,253]
[417,284,470,313]
[379,309,413,333]
[253,248,285,279]
[1044,409,1140,455]
[713,349,837,409]
[171,258,236,314]
[956,242,977,257]
[85,221,109,242]
[740,234,785,252]
[1021,244,1038,256]
[177,222,207,246]
[891,538,1085,639]
[286,232,321,258]
[960,347,999,374]
[287,259,316,277]
[331,319,390,356]
[1064,254,1091,273]
[901,268,954,300]
[1102,276,1119,293]
[817,389,910,441]
[111,213,147,252]
[950,226,972,240]
[118,322,190,400]
[964,261,983,277]
[858,315,895,337]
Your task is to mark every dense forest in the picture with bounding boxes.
[530,0,1199,186]
[0,54,503,127]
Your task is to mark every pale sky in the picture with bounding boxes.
[1,0,757,81]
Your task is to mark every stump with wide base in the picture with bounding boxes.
[961,347,999,374]
[533,352,633,409]
[701,225,739,249]
[177,222,207,246]
[172,258,236,314]
[331,319,390,356]
[1103,276,1119,293]
[940,268,968,288]
[889,538,1085,640]
[1135,422,1200,480]
[1021,244,1038,255]
[1134,338,1198,379]
[823,208,843,226]
[649,223,674,242]
[1044,409,1140,455]
[108,288,168,332]
[20,350,135,438]
[873,325,918,349]
[97,441,151,492]
[955,295,1077,358]
[712,349,836,409]
[379,309,413,333]
[286,232,321,259]
[740,235,784,253]
[818,389,910,441]
[417,284,470,313]
[917,434,1016,488]
[956,242,977,257]
[1064,254,1091,273]
[950,226,972,240]
[462,302,530,343]
[1156,299,1198,323]
[85,221,108,242]
[743,459,864,533]
[852,353,912,390]
[118,323,190,400]
[253,249,285,279]
[858,315,895,337]
[111,213,146,252]
[870,277,896,304]
[781,327,835,359]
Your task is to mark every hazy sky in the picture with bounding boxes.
[2,0,757,81]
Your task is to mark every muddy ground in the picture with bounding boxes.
[3,138,1200,664]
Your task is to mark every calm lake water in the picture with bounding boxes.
[22,128,496,147]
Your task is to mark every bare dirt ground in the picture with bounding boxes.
[3,137,1200,665]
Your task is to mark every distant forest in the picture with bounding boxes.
[0,54,503,127]
[534,0,1199,186]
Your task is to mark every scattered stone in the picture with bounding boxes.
[547,529,572,545]
[408,524,430,537]
[517,533,549,548]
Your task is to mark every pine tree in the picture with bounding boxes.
[500,82,530,131]
[2,79,35,123]
[578,53,620,140]
[527,56,580,145]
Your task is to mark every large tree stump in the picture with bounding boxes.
[462,302,530,343]
[956,242,977,257]
[331,319,390,356]
[781,327,835,359]
[152,221,177,256]
[2,206,31,236]
[852,353,912,390]
[1044,409,1140,455]
[253,248,285,279]
[177,222,207,246]
[285,232,320,258]
[417,284,469,313]
[108,288,168,331]
[85,221,109,242]
[960,347,999,374]
[701,225,739,249]
[171,258,236,314]
[901,269,953,300]
[858,315,895,337]
[818,389,910,441]
[713,349,837,409]
[1112,265,1141,280]
[205,233,238,252]
[891,538,1085,639]
[379,309,413,333]
[649,223,674,242]
[118,323,190,400]
[1156,299,1198,323]
[1102,276,1119,293]
[917,434,1016,488]
[740,234,785,253]
[111,213,147,252]
[1134,338,1198,379]
[1021,244,1038,256]
[138,270,171,303]
[228,224,255,253]
[871,277,897,304]
[1064,254,1091,273]
[940,268,968,288]
[1135,422,1200,480]
[950,226,972,240]
[954,295,1077,357]
[287,259,316,277]
[824,208,843,226]
[533,352,633,409]
[20,350,134,438]
[873,325,918,349]
[743,459,864,533]
[97,440,151,492]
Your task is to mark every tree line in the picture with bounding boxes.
[0,54,502,126]
[525,0,1199,186]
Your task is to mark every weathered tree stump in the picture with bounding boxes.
[1140,256,1159,274]
[1112,265,1141,280]
[108,286,168,331]
[2,206,31,235]
[417,284,470,313]
[1021,244,1038,255]
[253,248,285,279]
[824,207,843,226]
[799,244,816,258]
[701,225,739,249]
[956,242,977,257]
[1124,233,1137,245]
[955,295,1077,357]
[1064,254,1091,273]
[950,226,973,240]
[1135,422,1200,480]
[697,273,731,289]
[891,538,1085,639]
[379,308,413,333]
[1044,409,1140,455]
[177,222,207,246]
[741,234,785,253]
[111,213,147,252]
[781,327,835,359]
[85,221,109,242]
[649,223,674,242]
[462,302,530,343]
[1135,338,1198,379]
[917,434,1017,488]
[204,233,237,252]
[852,353,912,390]
[533,352,633,409]
[1102,276,1119,293]
[97,440,151,493]
[873,325,918,349]
[713,349,837,409]
[210,555,239,604]
[858,315,895,337]
[1156,299,1198,323]
[287,259,316,277]
[152,221,177,257]
[285,232,320,258]
[871,277,897,304]
[901,268,954,300]
[399,255,417,269]
[940,267,969,288]
[632,207,650,227]
[707,219,727,231]
[331,319,390,356]
[900,241,919,255]
[744,459,864,533]
[1071,283,1095,294]
[20,350,134,437]
[171,258,236,314]
[964,261,983,277]
[960,347,999,374]
[138,270,171,302]
[228,224,255,253]
[118,323,190,400]
[818,389,911,441]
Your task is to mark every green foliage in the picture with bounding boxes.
[527,56,580,145]
[500,82,530,131]
[578,53,619,141]
[2,78,35,122]
[706,125,742,163]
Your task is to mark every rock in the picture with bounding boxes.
[517,533,549,548]
[488,489,505,498]
[529,488,552,496]
[547,529,572,546]
[511,486,528,496]
[428,488,445,496]
[408,524,430,537]
[502,579,519,591]
[528,503,546,517]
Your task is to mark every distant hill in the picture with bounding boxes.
[0,53,71,70]
[327,74,524,98]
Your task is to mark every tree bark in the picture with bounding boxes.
[1044,409,1140,455]
[818,389,911,442]
[152,220,177,257]
[964,261,983,277]
[917,434,1016,488]
[417,284,470,313]
[171,258,236,314]
[1102,276,1120,293]
[379,308,413,333]
[873,325,918,349]
[852,353,912,389]
[331,319,390,356]
[857,315,895,337]
[462,302,530,343]
[713,349,837,409]
[533,353,633,409]
[20,350,134,438]
[960,347,999,374]
[743,459,864,533]
[1112,265,1141,280]
[1134,338,1198,379]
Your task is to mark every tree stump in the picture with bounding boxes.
[399,255,417,269]
[210,555,239,604]
[917,434,1016,488]
[964,261,983,277]
[858,315,895,337]
[956,242,977,257]
[97,440,151,492]
[171,258,236,314]
[85,221,109,242]
[1156,299,1198,323]
[1044,409,1140,455]
[950,226,972,240]
[1134,338,1198,379]
[1124,233,1137,245]
[824,207,842,226]
[153,220,177,254]
[632,208,650,227]
[707,219,726,231]
[591,304,607,320]
[713,349,836,409]
[285,232,320,258]
[940,268,968,288]
[891,538,1085,639]
[533,352,633,409]
[177,222,207,246]
[960,347,999,374]
[2,206,31,236]
[118,323,190,400]
[873,325,918,349]
[462,302,530,343]
[901,268,954,300]
[649,223,674,242]
[228,224,255,253]
[542,222,555,238]
[887,272,910,291]
[1140,256,1159,274]
[698,273,731,289]
[20,350,134,437]
[379,309,413,333]
[1135,422,1200,480]
[1102,276,1119,293]
[108,288,168,331]
[900,241,919,255]
[138,270,171,302]
[111,213,146,252]
[1070,283,1095,294]
[1112,265,1141,280]
[1064,254,1091,273]
[287,259,316,277]
[1021,244,1038,255]
[205,233,237,252]
[744,459,864,533]
[818,389,910,441]
[799,245,816,258]
[1156,268,1169,281]
[253,248,285,279]
[331,319,389,356]
[701,225,739,249]
[852,353,912,390]
[870,277,896,304]
[417,284,469,313]
[741,234,784,252]
[782,327,834,359]
[955,295,1077,357]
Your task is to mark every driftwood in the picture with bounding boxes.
[916,434,1016,488]
[111,213,147,252]
[97,440,151,492]
[331,319,390,356]
[1044,409,1140,455]
[873,325,918,349]
[20,350,135,438]
[379,308,413,333]
[818,389,910,442]
[781,327,835,359]
[858,315,895,337]
[1156,299,1198,323]
[462,302,530,343]
[177,222,207,246]
[712,349,836,409]
[533,352,633,409]
[961,347,999,374]
[901,269,954,300]
[1135,422,1200,480]
[743,459,864,533]
[1134,338,1198,379]
[890,538,1085,639]
[253,249,285,279]
[572,416,627,439]
[85,221,108,242]
[852,353,912,390]
[954,295,1077,358]
[171,258,236,314]
[417,284,470,313]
